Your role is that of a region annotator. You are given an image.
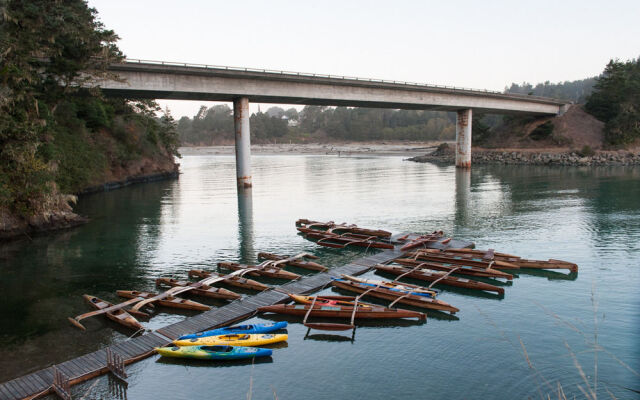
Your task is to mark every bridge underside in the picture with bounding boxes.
[102,88,554,116]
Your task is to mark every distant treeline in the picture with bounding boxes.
[504,77,597,103]
[178,105,456,145]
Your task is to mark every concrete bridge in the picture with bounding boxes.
[100,59,568,186]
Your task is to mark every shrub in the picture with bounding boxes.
[529,121,554,140]
[577,145,595,157]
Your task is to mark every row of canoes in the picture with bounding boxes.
[70,253,326,331]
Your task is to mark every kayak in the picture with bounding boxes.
[155,345,272,360]
[173,333,288,347]
[177,322,288,340]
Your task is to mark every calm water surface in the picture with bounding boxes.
[1,154,639,399]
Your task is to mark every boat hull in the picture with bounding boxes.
[173,333,288,347]
[332,279,459,314]
[258,304,426,321]
[156,345,272,360]
[83,294,143,331]
[218,262,300,280]
[177,322,288,340]
[116,290,210,311]
[155,278,241,300]
[375,265,504,295]
[188,270,269,291]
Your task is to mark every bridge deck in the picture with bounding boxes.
[0,235,473,400]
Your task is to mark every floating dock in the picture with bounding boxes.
[0,235,473,400]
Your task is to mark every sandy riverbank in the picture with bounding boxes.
[178,142,443,157]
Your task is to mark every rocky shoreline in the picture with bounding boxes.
[0,170,179,241]
[408,149,640,166]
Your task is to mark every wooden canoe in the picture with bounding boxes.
[303,231,394,249]
[402,251,520,270]
[258,303,426,321]
[83,294,144,331]
[374,264,505,294]
[116,290,211,311]
[413,249,578,271]
[332,279,459,314]
[393,257,514,280]
[341,275,437,297]
[257,252,328,272]
[188,270,269,291]
[295,219,392,238]
[155,278,241,300]
[217,262,300,280]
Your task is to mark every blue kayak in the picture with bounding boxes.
[177,321,287,340]
[156,345,272,360]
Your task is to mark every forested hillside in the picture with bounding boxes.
[0,0,180,238]
[178,105,456,145]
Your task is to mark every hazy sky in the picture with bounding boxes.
[88,0,640,118]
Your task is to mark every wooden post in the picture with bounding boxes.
[106,348,128,383]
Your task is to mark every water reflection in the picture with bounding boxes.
[237,188,255,264]
[454,169,471,227]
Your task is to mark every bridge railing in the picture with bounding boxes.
[122,58,506,96]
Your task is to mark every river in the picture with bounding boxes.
[1,153,638,399]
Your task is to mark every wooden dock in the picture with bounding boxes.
[0,234,473,400]
[0,251,399,400]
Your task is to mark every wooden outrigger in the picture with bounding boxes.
[155,278,241,300]
[393,257,514,280]
[296,219,392,238]
[218,261,301,280]
[257,252,329,272]
[188,270,270,291]
[116,290,211,311]
[258,300,426,325]
[375,264,505,294]
[399,231,449,251]
[303,231,394,249]
[408,248,578,271]
[332,276,459,314]
[76,295,145,331]
[403,250,520,270]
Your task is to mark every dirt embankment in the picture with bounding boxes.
[481,105,605,149]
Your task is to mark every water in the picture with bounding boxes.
[1,154,639,399]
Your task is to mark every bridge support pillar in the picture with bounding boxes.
[455,109,472,168]
[233,97,252,188]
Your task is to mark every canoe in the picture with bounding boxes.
[341,275,437,297]
[403,251,520,270]
[288,293,374,308]
[188,270,269,291]
[303,231,394,249]
[393,258,514,280]
[374,264,505,295]
[177,322,288,340]
[155,345,272,360]
[332,279,459,314]
[116,290,211,311]
[295,219,392,238]
[418,248,578,271]
[257,252,328,272]
[218,262,300,280]
[399,232,447,251]
[173,333,288,347]
[155,278,241,300]
[83,294,144,331]
[258,303,426,321]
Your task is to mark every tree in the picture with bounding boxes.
[585,58,640,145]
[0,0,122,215]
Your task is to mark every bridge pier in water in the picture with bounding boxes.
[233,97,252,188]
[455,109,472,168]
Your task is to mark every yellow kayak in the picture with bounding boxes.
[173,333,288,347]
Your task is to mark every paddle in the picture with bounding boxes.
[68,297,146,331]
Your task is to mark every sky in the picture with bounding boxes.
[88,0,640,118]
